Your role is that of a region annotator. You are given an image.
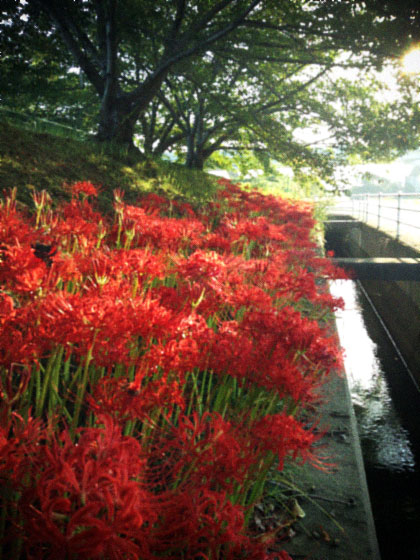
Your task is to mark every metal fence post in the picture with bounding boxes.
[396,191,401,240]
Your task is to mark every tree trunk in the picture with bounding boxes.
[97,96,139,150]
[185,104,206,169]
[185,133,227,170]
[185,136,205,169]
[186,153,205,170]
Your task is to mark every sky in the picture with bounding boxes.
[350,149,420,184]
[292,47,420,189]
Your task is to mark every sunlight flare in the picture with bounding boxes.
[402,47,420,74]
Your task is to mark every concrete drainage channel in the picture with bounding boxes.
[318,217,420,560]
[269,217,420,560]
[330,279,420,560]
[324,215,420,381]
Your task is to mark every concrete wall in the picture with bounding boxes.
[325,216,420,385]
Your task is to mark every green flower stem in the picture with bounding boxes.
[123,419,133,436]
[35,348,60,417]
[131,273,139,298]
[123,419,139,437]
[48,346,65,415]
[243,239,256,260]
[96,221,106,249]
[248,390,280,422]
[124,227,135,250]
[211,374,232,414]
[199,369,209,410]
[115,214,123,248]
[113,363,125,379]
[171,455,200,491]
[140,408,162,442]
[25,365,35,407]
[61,355,72,397]
[66,361,84,393]
[71,333,97,434]
[171,402,183,428]
[220,386,233,419]
[243,453,276,525]
[185,369,203,417]
[34,364,42,413]
[49,384,72,423]
[204,370,214,409]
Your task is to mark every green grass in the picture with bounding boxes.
[0,120,219,211]
[0,106,91,141]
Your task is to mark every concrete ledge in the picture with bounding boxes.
[332,257,420,281]
[283,361,380,560]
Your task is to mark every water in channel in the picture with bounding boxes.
[329,280,420,560]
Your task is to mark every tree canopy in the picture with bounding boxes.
[1,0,419,177]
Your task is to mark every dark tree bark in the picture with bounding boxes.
[33,0,263,148]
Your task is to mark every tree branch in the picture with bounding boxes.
[125,0,263,109]
[100,0,120,112]
[169,0,187,40]
[156,90,189,133]
[34,0,104,95]
[186,0,238,36]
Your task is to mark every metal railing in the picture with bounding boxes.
[331,193,420,242]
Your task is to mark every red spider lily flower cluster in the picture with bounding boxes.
[0,179,346,559]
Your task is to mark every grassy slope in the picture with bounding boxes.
[0,121,219,211]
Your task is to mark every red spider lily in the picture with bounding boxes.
[226,283,273,315]
[49,246,167,292]
[16,417,155,560]
[145,486,250,559]
[138,192,171,214]
[139,192,197,219]
[44,250,84,288]
[0,362,31,408]
[202,231,233,253]
[0,177,346,559]
[109,200,205,252]
[0,206,35,248]
[0,291,14,321]
[70,181,99,198]
[133,313,214,377]
[240,305,341,378]
[0,243,48,294]
[88,372,185,423]
[36,281,174,367]
[208,320,255,383]
[155,412,254,493]
[50,197,104,250]
[107,248,167,281]
[0,301,42,367]
[175,250,229,282]
[0,410,45,489]
[251,412,317,470]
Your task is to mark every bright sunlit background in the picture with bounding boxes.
[402,47,420,75]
